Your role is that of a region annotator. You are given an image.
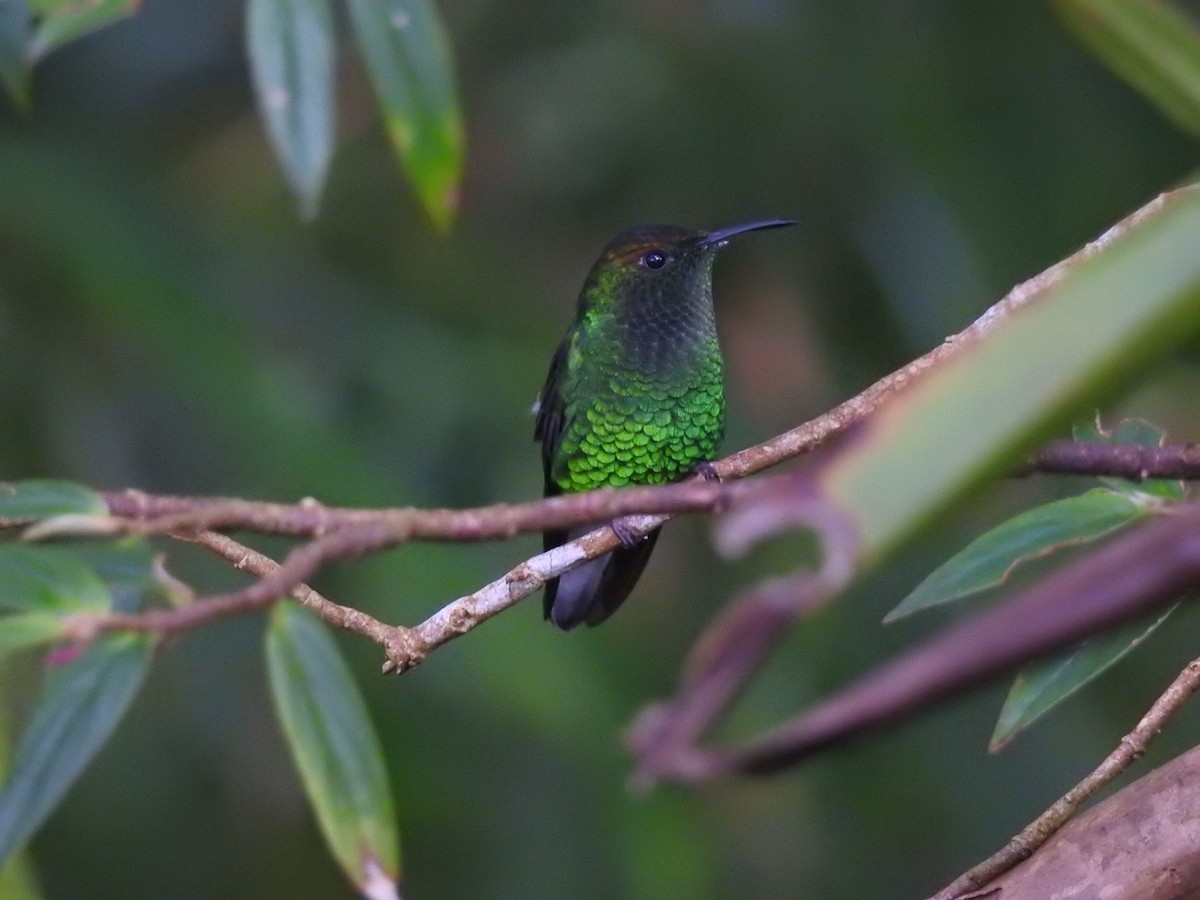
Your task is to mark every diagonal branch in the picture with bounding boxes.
[630,501,1200,785]
[931,657,1200,899]
[1028,439,1200,480]
[34,187,1192,674]
[10,193,1177,548]
[63,529,401,647]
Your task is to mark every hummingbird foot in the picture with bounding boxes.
[691,461,721,482]
[611,517,646,549]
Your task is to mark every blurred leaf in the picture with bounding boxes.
[0,480,105,519]
[0,852,41,900]
[346,0,464,232]
[246,0,336,219]
[886,489,1144,621]
[266,602,400,898]
[1072,416,1187,499]
[0,612,64,662]
[0,681,41,900]
[1056,0,1200,140]
[0,0,30,104]
[990,603,1178,750]
[0,545,111,613]
[65,539,163,614]
[820,188,1200,565]
[27,0,138,62]
[0,632,154,866]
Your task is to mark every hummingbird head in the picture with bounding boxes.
[585,218,798,310]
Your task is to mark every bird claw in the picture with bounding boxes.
[691,461,721,482]
[611,518,643,549]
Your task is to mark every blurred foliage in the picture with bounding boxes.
[889,419,1188,745]
[7,0,464,225]
[1,1,1200,899]
[1056,0,1200,139]
[265,601,400,894]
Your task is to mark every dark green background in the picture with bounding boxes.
[2,1,1200,898]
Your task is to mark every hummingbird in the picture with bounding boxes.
[534,218,797,630]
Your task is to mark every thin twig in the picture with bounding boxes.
[89,434,1200,543]
[931,657,1200,900]
[62,530,405,647]
[381,513,666,672]
[19,433,1200,540]
[1028,439,1200,480]
[182,531,406,650]
[92,480,735,541]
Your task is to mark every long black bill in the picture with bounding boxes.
[699,218,799,248]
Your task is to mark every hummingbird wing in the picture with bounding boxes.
[534,337,572,615]
[533,336,568,489]
[534,335,661,629]
[545,526,661,629]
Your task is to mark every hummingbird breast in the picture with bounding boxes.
[553,296,726,492]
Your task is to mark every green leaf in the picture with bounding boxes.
[1072,416,1187,499]
[886,489,1145,621]
[246,0,336,219]
[0,632,154,866]
[27,0,139,62]
[1056,0,1200,140]
[0,612,64,662]
[0,480,106,519]
[819,188,1200,567]
[0,545,111,613]
[346,0,464,232]
[0,0,30,104]
[266,602,400,898]
[0,852,41,900]
[65,539,163,614]
[990,604,1178,750]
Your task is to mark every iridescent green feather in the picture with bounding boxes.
[535,218,795,629]
[549,259,725,492]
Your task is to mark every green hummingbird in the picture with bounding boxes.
[535,218,797,630]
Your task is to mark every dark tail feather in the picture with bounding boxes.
[543,527,662,630]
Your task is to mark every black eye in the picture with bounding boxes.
[640,250,669,270]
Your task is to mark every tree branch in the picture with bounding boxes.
[62,530,405,648]
[94,481,734,541]
[624,501,1200,786]
[1029,439,1200,480]
[940,731,1200,899]
[930,657,1200,899]
[21,187,1189,675]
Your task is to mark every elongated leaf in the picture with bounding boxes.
[1072,417,1187,499]
[0,632,154,866]
[990,604,1178,750]
[246,0,336,219]
[346,0,463,231]
[0,853,40,900]
[0,612,64,662]
[820,188,1200,566]
[27,0,138,61]
[0,545,111,613]
[886,489,1144,621]
[266,602,400,898]
[0,684,41,900]
[0,480,105,519]
[0,0,30,104]
[66,539,165,614]
[1056,0,1200,140]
